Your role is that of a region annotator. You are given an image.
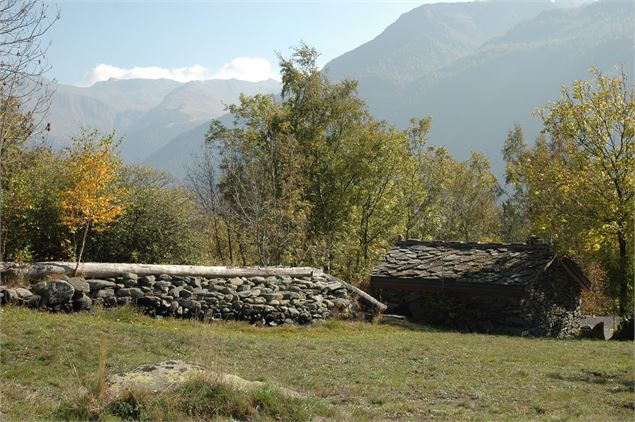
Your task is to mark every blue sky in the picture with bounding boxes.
[43,0,464,86]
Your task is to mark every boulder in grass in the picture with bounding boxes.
[108,360,301,398]
[32,280,75,306]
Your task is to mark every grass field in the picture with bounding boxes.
[1,305,633,421]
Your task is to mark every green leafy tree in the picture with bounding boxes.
[501,124,532,243]
[506,68,634,316]
[538,68,634,316]
[439,152,502,242]
[89,165,207,264]
[2,145,66,261]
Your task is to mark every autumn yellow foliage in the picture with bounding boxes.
[59,130,126,270]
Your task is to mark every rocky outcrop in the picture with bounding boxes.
[0,271,378,325]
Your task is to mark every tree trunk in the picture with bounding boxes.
[2,261,325,279]
[618,231,629,317]
[74,223,90,276]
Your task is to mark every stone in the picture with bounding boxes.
[3,288,19,303]
[67,277,90,295]
[237,290,254,298]
[158,274,172,281]
[262,293,283,302]
[14,287,33,299]
[122,272,138,280]
[117,288,145,299]
[138,296,160,308]
[138,276,156,286]
[187,277,202,288]
[73,294,92,311]
[155,281,171,290]
[179,289,193,298]
[96,288,115,299]
[24,294,41,308]
[228,278,243,287]
[87,279,117,292]
[122,278,138,288]
[32,280,75,306]
[170,301,179,313]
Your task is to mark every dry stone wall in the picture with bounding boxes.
[0,272,360,325]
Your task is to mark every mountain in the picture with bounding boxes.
[44,78,279,162]
[323,0,556,110]
[45,0,632,182]
[324,0,634,179]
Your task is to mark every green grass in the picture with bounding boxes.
[55,377,325,421]
[1,305,633,421]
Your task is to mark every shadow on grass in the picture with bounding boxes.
[377,315,441,332]
[548,369,634,393]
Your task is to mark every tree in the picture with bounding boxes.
[536,68,634,316]
[501,124,532,243]
[1,145,66,261]
[89,165,207,265]
[0,0,58,261]
[59,130,126,274]
[202,44,423,280]
[439,152,502,242]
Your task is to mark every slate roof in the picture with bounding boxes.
[371,240,586,289]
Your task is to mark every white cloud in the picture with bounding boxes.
[212,57,278,82]
[83,57,279,86]
[85,64,209,85]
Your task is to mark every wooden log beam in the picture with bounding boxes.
[0,262,323,279]
[324,274,387,313]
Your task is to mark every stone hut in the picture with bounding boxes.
[370,240,590,337]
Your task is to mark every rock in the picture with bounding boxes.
[122,272,138,280]
[116,288,145,299]
[14,287,33,299]
[158,274,172,281]
[122,278,138,288]
[228,277,243,287]
[280,291,300,300]
[109,360,300,398]
[32,280,75,306]
[237,290,254,298]
[3,288,19,303]
[179,289,193,298]
[262,293,283,302]
[170,301,179,313]
[138,296,160,308]
[155,281,171,290]
[96,288,115,299]
[67,278,90,295]
[73,294,92,311]
[87,279,117,292]
[138,276,156,287]
[24,294,41,308]
[187,277,202,288]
